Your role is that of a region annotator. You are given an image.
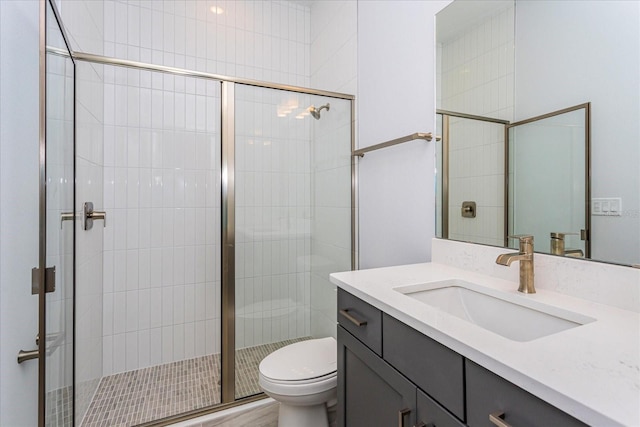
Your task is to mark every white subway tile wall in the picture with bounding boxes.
[310,97,352,339]
[102,0,310,88]
[234,85,313,353]
[308,0,357,340]
[102,69,221,375]
[75,60,107,423]
[61,0,354,382]
[440,5,514,121]
[58,1,107,422]
[96,0,313,375]
[439,5,514,246]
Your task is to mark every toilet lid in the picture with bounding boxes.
[259,337,337,381]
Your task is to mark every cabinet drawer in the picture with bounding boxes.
[466,360,587,427]
[337,289,382,356]
[417,389,465,427]
[383,314,465,421]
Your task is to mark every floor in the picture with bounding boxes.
[80,338,309,427]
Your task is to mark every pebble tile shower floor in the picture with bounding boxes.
[80,338,309,427]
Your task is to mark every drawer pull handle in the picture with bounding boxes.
[339,309,367,327]
[398,408,411,427]
[489,411,512,427]
[415,422,434,427]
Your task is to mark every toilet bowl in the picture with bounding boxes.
[259,337,337,427]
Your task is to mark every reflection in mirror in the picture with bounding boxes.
[436,0,640,266]
[507,104,589,258]
[437,112,507,247]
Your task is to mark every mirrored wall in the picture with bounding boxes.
[436,0,640,266]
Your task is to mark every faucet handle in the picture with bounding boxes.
[550,232,578,240]
[507,235,534,253]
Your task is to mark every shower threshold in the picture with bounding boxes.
[80,337,309,427]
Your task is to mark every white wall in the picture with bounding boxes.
[514,0,640,265]
[0,1,40,425]
[357,0,451,269]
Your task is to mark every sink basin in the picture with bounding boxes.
[395,280,595,342]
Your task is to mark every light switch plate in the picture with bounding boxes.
[592,198,622,216]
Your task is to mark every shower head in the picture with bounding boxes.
[309,103,330,120]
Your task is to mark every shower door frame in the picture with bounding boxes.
[42,1,356,420]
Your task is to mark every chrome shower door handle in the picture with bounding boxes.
[84,202,106,230]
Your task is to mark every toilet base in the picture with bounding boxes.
[278,402,329,427]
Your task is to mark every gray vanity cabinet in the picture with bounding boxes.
[465,360,587,427]
[337,289,588,427]
[417,389,466,427]
[384,314,465,420]
[338,326,417,427]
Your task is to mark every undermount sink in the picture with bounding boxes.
[394,280,595,342]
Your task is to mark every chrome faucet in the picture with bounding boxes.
[496,235,535,294]
[550,232,584,257]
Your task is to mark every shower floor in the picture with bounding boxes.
[80,337,310,427]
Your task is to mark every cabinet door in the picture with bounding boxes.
[338,326,416,427]
[383,314,465,420]
[417,389,465,427]
[466,360,587,427]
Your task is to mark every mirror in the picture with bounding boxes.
[507,104,588,257]
[436,0,640,266]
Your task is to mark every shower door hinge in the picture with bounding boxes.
[31,266,56,295]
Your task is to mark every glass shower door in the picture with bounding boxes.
[44,1,75,425]
[233,84,352,399]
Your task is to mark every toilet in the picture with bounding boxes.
[258,337,337,427]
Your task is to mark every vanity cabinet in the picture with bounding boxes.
[337,289,586,427]
[465,360,586,427]
[384,314,465,420]
[338,326,417,427]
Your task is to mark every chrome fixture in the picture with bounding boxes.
[496,235,535,294]
[550,232,584,257]
[83,202,106,231]
[309,103,330,120]
[461,201,476,218]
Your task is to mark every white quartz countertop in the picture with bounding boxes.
[330,262,640,427]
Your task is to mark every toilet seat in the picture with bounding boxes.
[259,370,337,396]
[259,337,337,396]
[259,337,337,382]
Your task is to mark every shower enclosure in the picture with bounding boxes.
[40,2,354,425]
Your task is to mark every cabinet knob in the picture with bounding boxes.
[489,411,513,427]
